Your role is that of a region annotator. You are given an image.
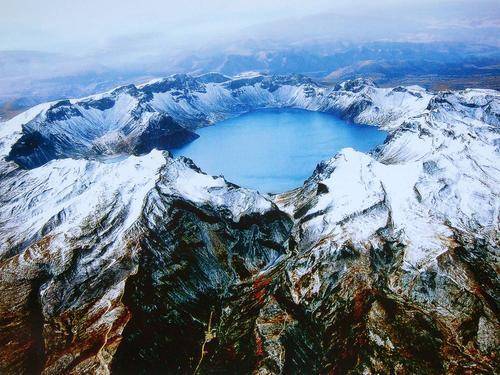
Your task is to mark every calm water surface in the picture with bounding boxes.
[172,109,386,193]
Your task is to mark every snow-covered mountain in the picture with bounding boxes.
[0,74,498,374]
[2,73,430,169]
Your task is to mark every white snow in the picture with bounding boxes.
[0,151,166,257]
[1,74,498,274]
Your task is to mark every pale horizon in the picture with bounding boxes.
[2,0,499,56]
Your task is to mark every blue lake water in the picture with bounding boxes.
[172,108,387,193]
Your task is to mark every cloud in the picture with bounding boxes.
[1,0,498,54]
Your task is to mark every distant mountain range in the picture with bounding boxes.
[1,41,499,120]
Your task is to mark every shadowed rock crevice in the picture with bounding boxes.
[7,114,199,169]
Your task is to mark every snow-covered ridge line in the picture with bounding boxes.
[0,149,281,258]
[276,87,500,271]
[1,73,432,169]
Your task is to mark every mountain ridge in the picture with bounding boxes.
[0,74,498,373]
[3,73,430,169]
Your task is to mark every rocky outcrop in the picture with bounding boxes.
[0,75,498,374]
[111,158,293,374]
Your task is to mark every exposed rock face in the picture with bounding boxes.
[0,75,498,374]
[111,158,293,374]
[0,151,293,374]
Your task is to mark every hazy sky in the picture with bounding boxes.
[1,0,499,54]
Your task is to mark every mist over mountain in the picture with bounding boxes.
[1,0,499,119]
[1,41,499,120]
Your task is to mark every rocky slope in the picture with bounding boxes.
[0,74,498,374]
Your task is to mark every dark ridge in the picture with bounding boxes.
[6,130,60,169]
[298,209,326,224]
[132,115,199,154]
[6,115,199,169]
[24,275,49,375]
[80,97,115,111]
[45,105,83,122]
[316,182,329,195]
[224,75,265,90]
[49,100,72,109]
